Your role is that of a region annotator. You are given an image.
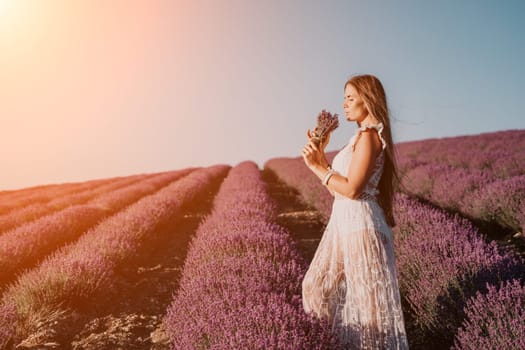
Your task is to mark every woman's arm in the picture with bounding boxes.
[303,129,336,196]
[309,129,381,199]
[320,154,336,197]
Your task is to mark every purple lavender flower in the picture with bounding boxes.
[0,165,229,345]
[452,278,525,350]
[311,109,339,146]
[163,161,340,349]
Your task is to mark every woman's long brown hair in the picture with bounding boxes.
[344,74,403,227]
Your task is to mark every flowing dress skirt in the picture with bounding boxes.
[302,197,409,349]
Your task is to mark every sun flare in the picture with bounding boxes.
[0,0,12,16]
[0,0,17,26]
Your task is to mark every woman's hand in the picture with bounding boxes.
[302,129,329,169]
[306,127,331,152]
[301,140,316,169]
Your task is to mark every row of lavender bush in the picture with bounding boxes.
[0,173,150,234]
[0,170,168,217]
[0,169,193,291]
[393,192,525,348]
[163,161,340,349]
[263,156,335,221]
[264,157,525,349]
[395,129,525,179]
[270,147,525,234]
[395,130,525,232]
[400,160,525,233]
[335,129,525,232]
[0,165,229,349]
[452,278,525,350]
[0,175,117,216]
[0,176,115,201]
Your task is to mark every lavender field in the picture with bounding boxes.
[0,129,524,349]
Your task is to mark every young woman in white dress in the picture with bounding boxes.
[301,74,409,349]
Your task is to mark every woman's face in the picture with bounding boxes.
[343,84,368,123]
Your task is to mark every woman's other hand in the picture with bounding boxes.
[302,139,326,169]
[306,127,331,152]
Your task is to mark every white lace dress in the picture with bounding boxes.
[302,122,409,349]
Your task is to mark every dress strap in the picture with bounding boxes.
[350,122,387,151]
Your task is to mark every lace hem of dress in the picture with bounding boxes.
[350,122,387,151]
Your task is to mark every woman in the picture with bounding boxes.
[301,74,409,349]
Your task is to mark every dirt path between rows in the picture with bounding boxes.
[260,168,327,266]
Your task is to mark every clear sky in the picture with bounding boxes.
[1,0,523,190]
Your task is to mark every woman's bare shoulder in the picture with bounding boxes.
[352,129,383,156]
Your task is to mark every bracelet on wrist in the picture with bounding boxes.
[322,169,336,186]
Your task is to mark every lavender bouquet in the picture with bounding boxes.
[310,109,339,146]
